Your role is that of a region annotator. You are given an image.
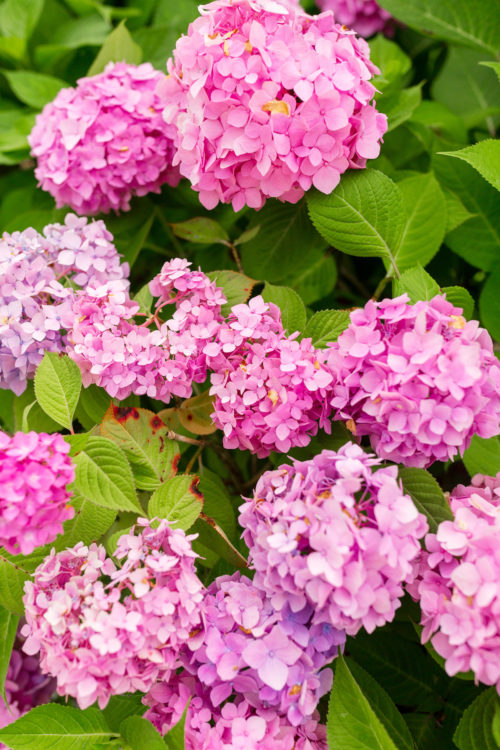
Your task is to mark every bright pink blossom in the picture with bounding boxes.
[161,0,387,210]
[29,62,180,215]
[327,295,500,468]
[239,443,428,636]
[316,0,393,38]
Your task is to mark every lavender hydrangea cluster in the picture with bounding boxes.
[0,431,74,556]
[316,0,393,38]
[22,519,204,709]
[160,0,387,211]
[328,295,500,468]
[409,474,500,691]
[29,62,180,215]
[239,443,428,635]
[207,296,334,456]
[0,214,128,395]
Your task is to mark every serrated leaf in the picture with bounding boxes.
[0,606,19,702]
[480,264,500,341]
[0,704,113,749]
[198,469,236,540]
[481,61,500,82]
[303,309,350,347]
[148,475,203,530]
[463,435,500,477]
[120,716,165,750]
[73,436,141,513]
[394,173,447,270]
[3,71,66,110]
[178,391,216,435]
[442,286,474,319]
[262,283,307,334]
[307,170,404,277]
[399,467,452,534]
[454,688,500,750]
[441,141,500,193]
[327,654,398,749]
[164,702,189,750]
[34,353,82,430]
[193,514,248,570]
[171,217,229,244]
[53,493,116,551]
[393,265,440,302]
[100,405,179,492]
[102,694,146,732]
[379,84,422,132]
[78,385,111,426]
[207,270,256,317]
[0,549,47,613]
[443,188,476,234]
[87,20,142,76]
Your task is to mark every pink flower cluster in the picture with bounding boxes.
[207,296,334,456]
[317,0,393,38]
[29,62,180,215]
[0,214,128,394]
[0,431,74,556]
[328,295,500,468]
[410,474,500,690]
[160,0,387,210]
[22,519,204,709]
[239,442,428,635]
[65,259,226,402]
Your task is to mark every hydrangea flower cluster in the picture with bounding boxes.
[207,296,334,456]
[66,259,226,401]
[327,295,500,468]
[316,0,393,38]
[0,214,128,394]
[29,62,180,215]
[160,0,387,210]
[409,473,500,690]
[239,442,428,635]
[0,431,74,556]
[22,519,204,709]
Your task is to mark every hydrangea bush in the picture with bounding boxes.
[0,0,499,748]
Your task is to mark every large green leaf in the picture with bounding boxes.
[119,716,165,750]
[0,550,45,614]
[87,19,142,75]
[0,704,114,749]
[0,0,44,42]
[0,606,19,702]
[198,469,236,540]
[148,475,204,531]
[34,353,82,431]
[399,467,453,534]
[370,36,411,95]
[53,493,116,551]
[262,283,307,335]
[441,140,500,193]
[164,703,189,750]
[207,270,256,316]
[463,435,500,477]
[480,264,500,341]
[280,247,337,305]
[302,310,350,348]
[378,84,422,132]
[393,265,440,302]
[454,688,500,750]
[171,217,229,244]
[178,391,217,435]
[3,71,66,110]
[442,286,474,319]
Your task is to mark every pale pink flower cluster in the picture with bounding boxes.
[0,431,74,556]
[328,295,500,468]
[0,215,128,394]
[410,474,500,690]
[207,296,334,456]
[160,0,387,210]
[65,259,226,401]
[239,443,428,636]
[22,519,204,709]
[29,62,180,215]
[317,0,393,38]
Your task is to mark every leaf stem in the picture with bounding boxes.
[372,272,393,301]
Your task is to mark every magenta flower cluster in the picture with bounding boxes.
[0,213,128,395]
[207,295,334,456]
[0,431,74,556]
[317,0,393,38]
[239,442,428,635]
[29,62,180,215]
[410,473,500,690]
[22,519,204,709]
[161,0,387,211]
[328,294,500,468]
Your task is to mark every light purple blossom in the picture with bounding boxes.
[317,0,394,38]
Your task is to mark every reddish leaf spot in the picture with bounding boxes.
[113,406,139,422]
[172,453,181,473]
[150,416,164,432]
[190,477,203,501]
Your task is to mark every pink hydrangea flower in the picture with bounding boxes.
[22,519,204,709]
[160,0,387,210]
[327,295,500,468]
[207,296,334,456]
[29,62,180,215]
[410,474,500,690]
[316,0,393,38]
[0,431,74,556]
[239,443,428,636]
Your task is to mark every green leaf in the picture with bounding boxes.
[73,436,141,513]
[393,265,440,302]
[303,309,350,347]
[148,475,204,531]
[102,694,146,732]
[3,71,66,110]
[404,714,447,749]
[100,405,179,492]
[493,705,500,745]
[443,188,476,234]
[78,385,111,426]
[120,716,165,750]
[0,550,45,613]
[281,247,337,305]
[207,270,256,317]
[441,140,500,193]
[378,84,422,132]
[87,20,142,76]
[125,213,155,267]
[480,61,500,81]
[378,0,500,57]
[171,217,229,244]
[133,284,154,316]
[0,704,114,749]
[262,283,307,335]
[307,169,404,276]
[54,492,116,551]
[327,654,398,749]
[178,391,216,435]
[34,352,82,431]
[164,703,189,750]
[399,467,453,534]
[481,264,500,341]
[193,514,248,570]
[0,0,44,42]
[0,606,19,702]
[442,286,474,319]
[370,36,411,95]
[198,469,236,540]
[454,688,500,750]
[463,435,500,477]
[233,224,261,246]
[410,100,468,144]
[394,173,447,270]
